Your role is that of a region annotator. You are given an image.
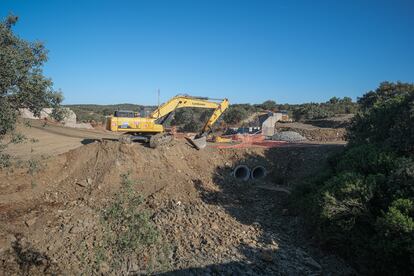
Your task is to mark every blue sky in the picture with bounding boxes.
[2,0,413,105]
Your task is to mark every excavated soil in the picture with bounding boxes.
[0,139,353,275]
[275,122,347,143]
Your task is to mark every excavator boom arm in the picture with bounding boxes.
[200,98,229,134]
[150,95,229,150]
[150,95,225,119]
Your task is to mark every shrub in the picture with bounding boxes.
[293,97,358,121]
[348,82,414,154]
[0,152,11,168]
[97,173,166,272]
[259,100,277,111]
[292,82,414,274]
[222,105,248,124]
[374,198,414,274]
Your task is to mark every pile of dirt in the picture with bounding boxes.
[275,122,347,142]
[305,114,354,128]
[0,140,352,274]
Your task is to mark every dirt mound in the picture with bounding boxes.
[305,114,354,128]
[275,122,347,142]
[0,140,352,274]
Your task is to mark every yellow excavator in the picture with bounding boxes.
[106,94,229,149]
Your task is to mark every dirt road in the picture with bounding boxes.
[4,119,120,159]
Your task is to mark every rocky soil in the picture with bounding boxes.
[275,122,347,143]
[0,139,353,275]
[272,131,307,142]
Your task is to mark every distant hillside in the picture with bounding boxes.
[65,97,358,127]
[64,104,156,123]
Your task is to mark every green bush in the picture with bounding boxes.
[259,100,277,111]
[292,82,414,274]
[170,108,209,132]
[99,173,160,270]
[222,105,249,124]
[334,144,397,175]
[0,152,11,168]
[374,198,414,273]
[348,82,414,154]
[292,97,358,121]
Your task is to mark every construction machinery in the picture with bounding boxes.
[106,95,229,149]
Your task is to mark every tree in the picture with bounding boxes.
[260,100,277,111]
[328,97,340,104]
[171,109,193,126]
[0,14,63,137]
[222,106,248,125]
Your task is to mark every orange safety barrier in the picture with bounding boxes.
[213,133,287,149]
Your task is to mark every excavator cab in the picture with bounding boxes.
[113,110,136,118]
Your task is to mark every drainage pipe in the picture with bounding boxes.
[233,165,250,181]
[251,166,267,180]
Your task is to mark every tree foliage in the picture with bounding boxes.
[348,82,414,154]
[293,97,358,121]
[170,108,212,132]
[259,100,277,111]
[222,105,249,125]
[292,82,414,274]
[0,14,63,137]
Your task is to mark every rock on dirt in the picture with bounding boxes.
[24,217,37,227]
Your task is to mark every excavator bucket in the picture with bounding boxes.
[185,135,207,150]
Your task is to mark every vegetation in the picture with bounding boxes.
[292,97,357,121]
[258,100,278,111]
[0,14,63,135]
[0,14,63,165]
[97,173,169,272]
[170,108,213,132]
[292,82,414,274]
[222,105,249,125]
[67,97,358,131]
[65,104,154,123]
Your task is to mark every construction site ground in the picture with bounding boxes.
[274,122,347,143]
[0,120,354,275]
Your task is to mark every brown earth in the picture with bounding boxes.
[274,114,354,143]
[275,122,347,143]
[3,119,120,160]
[0,123,354,275]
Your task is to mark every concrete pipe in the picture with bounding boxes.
[233,165,251,181]
[251,166,267,180]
